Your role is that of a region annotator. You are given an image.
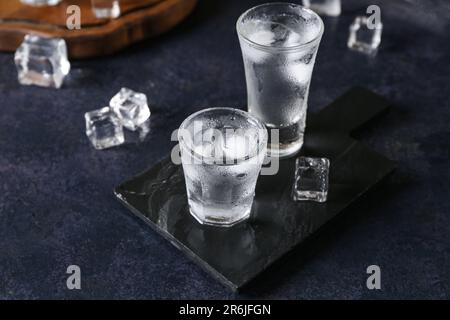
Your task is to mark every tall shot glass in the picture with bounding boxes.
[178,108,268,227]
[237,3,324,158]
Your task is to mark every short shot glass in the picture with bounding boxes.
[178,108,268,227]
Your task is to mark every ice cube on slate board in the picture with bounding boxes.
[14,35,71,89]
[347,16,383,55]
[85,107,125,150]
[110,88,151,131]
[293,157,330,202]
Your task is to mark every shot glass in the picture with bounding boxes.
[237,3,324,158]
[178,108,268,227]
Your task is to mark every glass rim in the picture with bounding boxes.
[236,2,324,52]
[178,107,268,165]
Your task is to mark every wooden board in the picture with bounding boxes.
[0,0,197,58]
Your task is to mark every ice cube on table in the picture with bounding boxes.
[110,88,151,131]
[20,0,62,6]
[14,35,70,89]
[91,0,121,19]
[85,107,125,150]
[121,118,151,144]
[292,157,330,202]
[136,118,151,141]
[302,0,341,17]
[347,16,383,55]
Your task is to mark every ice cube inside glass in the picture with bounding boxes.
[14,34,71,89]
[293,157,330,202]
[178,108,268,227]
[85,107,125,150]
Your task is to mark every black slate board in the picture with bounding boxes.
[114,87,395,291]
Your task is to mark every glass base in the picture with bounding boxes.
[265,116,305,159]
[188,207,251,227]
[292,190,328,203]
[267,139,303,159]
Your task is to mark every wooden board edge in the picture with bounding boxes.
[0,0,197,59]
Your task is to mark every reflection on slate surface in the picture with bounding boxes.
[114,87,395,291]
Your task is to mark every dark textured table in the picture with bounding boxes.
[0,0,449,299]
